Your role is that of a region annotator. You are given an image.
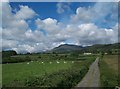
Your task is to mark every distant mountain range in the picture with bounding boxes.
[48,43,120,54]
[2,43,120,54]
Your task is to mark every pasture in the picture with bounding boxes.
[2,54,96,87]
[3,60,73,86]
[99,55,119,88]
[103,55,118,73]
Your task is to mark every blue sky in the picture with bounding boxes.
[9,2,117,29]
[10,2,95,20]
[2,2,118,53]
[10,2,97,31]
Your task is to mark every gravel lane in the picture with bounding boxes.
[76,57,100,88]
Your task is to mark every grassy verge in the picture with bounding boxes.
[99,55,119,88]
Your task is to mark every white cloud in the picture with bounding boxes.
[35,18,62,35]
[2,39,18,50]
[2,2,118,53]
[51,23,117,46]
[15,5,36,20]
[71,2,118,25]
[56,2,71,14]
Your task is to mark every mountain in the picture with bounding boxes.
[81,43,120,53]
[50,44,84,53]
[48,43,120,54]
[2,43,119,54]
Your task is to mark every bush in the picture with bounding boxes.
[2,56,31,64]
[2,50,17,58]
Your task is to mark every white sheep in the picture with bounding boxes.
[49,62,52,64]
[72,61,74,63]
[56,61,60,64]
[64,61,67,63]
[27,62,29,64]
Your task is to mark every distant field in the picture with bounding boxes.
[2,60,73,86]
[103,55,118,73]
[99,55,119,88]
[11,54,97,61]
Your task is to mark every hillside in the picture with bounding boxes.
[49,43,120,54]
[2,43,120,55]
[49,44,83,53]
[81,43,120,54]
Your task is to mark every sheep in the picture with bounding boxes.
[27,62,29,64]
[49,62,52,64]
[56,61,60,64]
[64,61,67,63]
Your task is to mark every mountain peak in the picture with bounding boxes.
[50,44,83,53]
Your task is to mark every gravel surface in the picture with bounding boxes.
[76,57,100,87]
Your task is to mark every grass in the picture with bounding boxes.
[2,54,96,87]
[99,55,119,88]
[24,59,95,88]
[0,64,2,87]
[12,54,97,61]
[103,55,118,73]
[2,60,73,86]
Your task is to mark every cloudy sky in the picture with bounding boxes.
[1,2,118,53]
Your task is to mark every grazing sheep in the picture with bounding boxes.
[56,61,60,64]
[64,61,67,63]
[27,62,29,64]
[41,62,44,63]
[72,61,74,63]
[49,62,52,64]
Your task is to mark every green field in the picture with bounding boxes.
[3,60,73,86]
[99,55,119,88]
[103,55,118,73]
[2,54,96,87]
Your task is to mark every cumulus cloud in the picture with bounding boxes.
[15,5,36,20]
[2,2,118,53]
[56,2,71,14]
[71,2,118,27]
[64,23,117,46]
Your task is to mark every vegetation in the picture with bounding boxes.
[3,60,72,86]
[2,50,17,58]
[49,43,120,54]
[25,59,95,88]
[99,55,119,88]
[2,55,96,88]
[50,44,83,53]
[2,56,32,64]
[2,50,96,63]
[2,43,119,63]
[2,50,32,64]
[2,43,119,88]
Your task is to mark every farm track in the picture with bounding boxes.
[75,57,100,88]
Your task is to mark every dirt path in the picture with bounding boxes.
[76,57,100,87]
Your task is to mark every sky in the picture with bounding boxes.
[1,2,118,53]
